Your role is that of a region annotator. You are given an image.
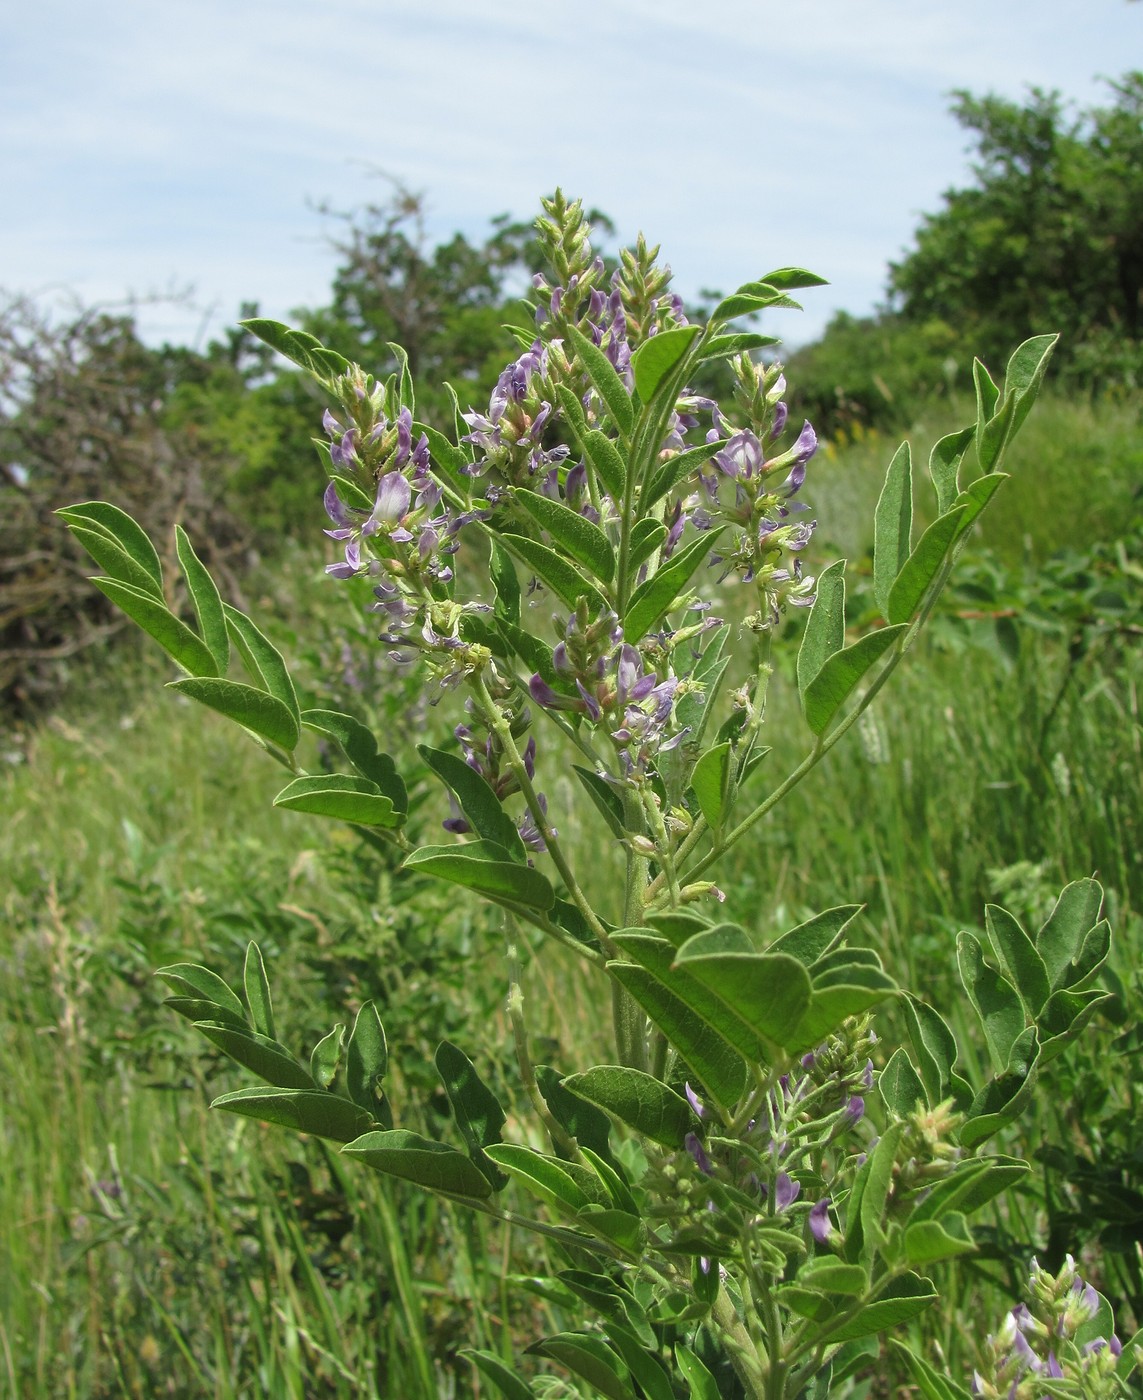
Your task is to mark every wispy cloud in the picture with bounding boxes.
[2,0,1137,349]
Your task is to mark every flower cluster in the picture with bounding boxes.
[447,687,553,853]
[971,1256,1125,1399]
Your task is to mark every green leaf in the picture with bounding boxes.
[757,266,829,291]
[629,520,668,571]
[558,1272,654,1348]
[711,290,800,322]
[674,1342,721,1400]
[500,533,606,613]
[672,943,813,1052]
[239,318,350,384]
[580,1147,638,1214]
[901,996,959,1108]
[561,1067,693,1149]
[164,996,248,1032]
[632,326,701,402]
[828,1272,937,1342]
[483,1143,608,1215]
[273,774,399,828]
[802,626,907,735]
[1037,987,1111,1063]
[346,1001,387,1111]
[625,531,719,643]
[171,677,300,750]
[1074,1289,1115,1352]
[461,1350,535,1400]
[222,605,300,724]
[195,1022,315,1090]
[879,1048,927,1118]
[300,709,407,811]
[515,490,615,584]
[489,539,521,623]
[554,380,590,442]
[155,963,246,1021]
[644,910,712,949]
[174,525,229,673]
[928,426,976,515]
[768,905,862,965]
[604,1327,673,1400]
[797,558,846,693]
[1062,915,1111,990]
[343,1129,493,1199]
[910,1157,1029,1224]
[957,932,1026,1073]
[973,358,1001,438]
[890,1342,973,1400]
[309,1023,344,1089]
[583,429,629,502]
[572,765,626,839]
[435,1041,508,1190]
[904,1213,976,1266]
[950,472,1007,540]
[958,1028,1041,1150]
[795,1260,868,1295]
[606,952,751,1110]
[419,745,525,860]
[403,840,554,909]
[1037,878,1103,990]
[92,577,219,677]
[886,507,967,625]
[873,444,912,618]
[698,332,780,361]
[211,1086,373,1142]
[991,334,1058,462]
[985,904,1049,1016]
[689,741,732,832]
[644,439,727,509]
[531,1333,634,1400]
[858,1122,903,1265]
[57,502,164,592]
[243,941,274,1040]
[567,325,634,439]
[577,1209,645,1256]
[534,1066,615,1162]
[64,523,165,600]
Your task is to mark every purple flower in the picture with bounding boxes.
[685,1132,714,1176]
[685,1083,706,1120]
[762,1172,801,1212]
[845,1096,865,1124]
[809,1198,832,1243]
[1046,1352,1063,1378]
[518,794,553,852]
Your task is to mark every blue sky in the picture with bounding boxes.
[2,0,1138,352]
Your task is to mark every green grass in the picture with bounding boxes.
[2,390,1140,1396]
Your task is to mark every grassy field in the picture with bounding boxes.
[1,390,1140,1398]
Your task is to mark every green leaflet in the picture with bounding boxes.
[873,444,912,618]
[643,439,727,510]
[343,1129,493,1199]
[956,931,1026,1073]
[460,1350,535,1400]
[309,1024,344,1088]
[57,501,164,592]
[904,1213,976,1266]
[346,1001,387,1111]
[273,774,400,828]
[222,605,300,723]
[567,325,634,439]
[516,491,615,584]
[211,1087,373,1143]
[243,941,274,1039]
[561,1066,694,1149]
[583,429,629,502]
[92,577,218,677]
[64,523,165,600]
[767,904,862,965]
[674,1342,721,1400]
[624,532,719,642]
[802,625,907,735]
[796,558,846,693]
[489,538,521,623]
[300,709,407,811]
[194,1022,315,1090]
[403,841,555,909]
[170,677,300,751]
[984,904,1049,1016]
[890,1341,973,1400]
[530,1333,634,1400]
[631,325,701,402]
[928,426,976,515]
[901,995,960,1108]
[959,1027,1042,1150]
[419,744,526,860]
[974,358,1001,437]
[558,1270,655,1348]
[174,525,229,673]
[483,1143,609,1215]
[500,533,607,613]
[697,332,781,361]
[572,765,626,838]
[878,1048,927,1117]
[164,997,248,1033]
[886,507,967,625]
[155,962,246,1021]
[672,941,813,1052]
[239,317,350,385]
[629,520,668,571]
[1037,877,1103,990]
[689,741,732,831]
[435,1040,508,1190]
